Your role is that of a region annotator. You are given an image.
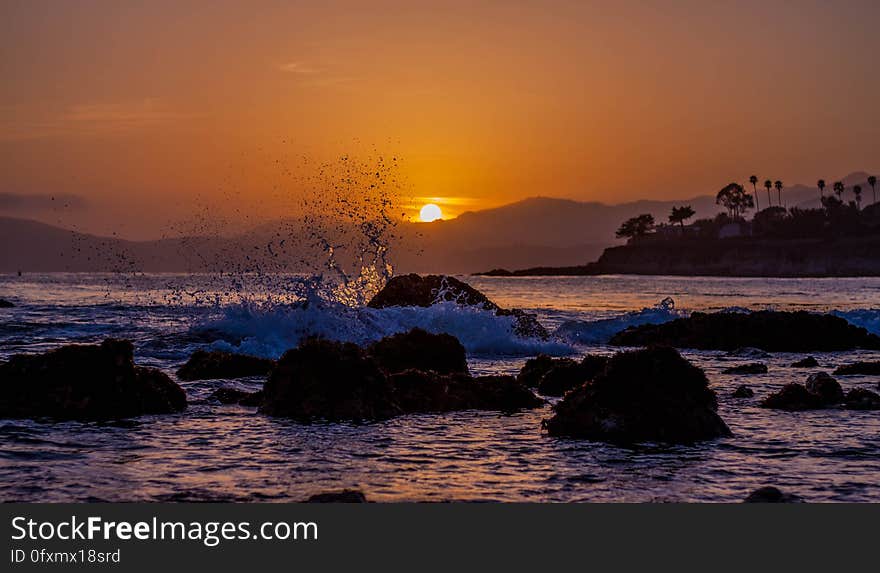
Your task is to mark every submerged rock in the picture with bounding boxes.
[389,370,542,413]
[0,299,13,308]
[260,338,399,421]
[804,372,844,404]
[722,363,768,375]
[305,489,368,503]
[177,350,275,381]
[367,274,549,339]
[743,486,804,503]
[834,361,880,376]
[726,347,771,359]
[368,328,468,375]
[844,388,880,410]
[610,310,880,351]
[791,356,819,368]
[210,387,264,407]
[732,385,754,398]
[0,339,186,420]
[544,346,731,443]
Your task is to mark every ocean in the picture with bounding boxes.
[1,273,879,502]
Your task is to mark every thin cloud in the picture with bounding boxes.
[279,62,319,74]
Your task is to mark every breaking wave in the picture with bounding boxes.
[553,297,684,345]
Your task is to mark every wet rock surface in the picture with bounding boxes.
[0,339,186,420]
[305,489,368,503]
[732,385,754,398]
[743,486,804,503]
[0,299,13,308]
[544,346,731,443]
[834,361,880,376]
[177,350,275,381]
[791,356,819,368]
[844,388,880,410]
[610,310,880,351]
[368,328,468,375]
[722,363,768,375]
[210,387,264,407]
[368,274,549,339]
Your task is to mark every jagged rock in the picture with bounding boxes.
[805,372,844,404]
[367,328,468,375]
[0,299,13,308]
[722,363,768,375]
[834,361,880,376]
[210,387,264,406]
[260,338,399,421]
[844,388,880,410]
[367,274,549,339]
[305,489,368,503]
[0,339,186,420]
[743,486,804,503]
[732,385,754,398]
[177,350,275,381]
[791,356,819,368]
[389,370,543,413]
[610,311,880,351]
[760,383,824,410]
[544,346,731,443]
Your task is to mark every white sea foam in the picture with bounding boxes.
[552,297,684,345]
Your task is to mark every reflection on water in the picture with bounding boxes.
[1,273,880,502]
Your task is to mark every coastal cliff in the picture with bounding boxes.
[478,235,880,277]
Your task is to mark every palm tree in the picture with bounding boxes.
[764,179,773,206]
[749,175,760,210]
[774,180,783,207]
[817,179,826,201]
[853,185,862,210]
[833,181,845,201]
[868,175,877,205]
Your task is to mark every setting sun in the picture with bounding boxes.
[419,203,442,222]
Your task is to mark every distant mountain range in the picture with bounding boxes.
[1,172,874,274]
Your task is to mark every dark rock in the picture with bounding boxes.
[834,361,880,376]
[804,372,844,404]
[177,350,275,381]
[844,388,880,410]
[610,310,880,351]
[260,338,399,421]
[760,383,823,410]
[210,387,264,407]
[544,346,731,443]
[726,347,771,359]
[0,339,186,420]
[722,363,768,375]
[305,489,368,503]
[368,328,468,375]
[538,362,589,396]
[389,370,543,413]
[743,486,804,503]
[0,299,13,308]
[732,385,754,398]
[791,356,819,368]
[517,355,570,387]
[368,274,549,339]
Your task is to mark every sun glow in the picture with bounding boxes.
[419,203,443,222]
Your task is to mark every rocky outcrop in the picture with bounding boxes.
[0,339,186,420]
[517,355,571,387]
[844,388,880,410]
[610,311,880,351]
[0,299,13,308]
[743,486,804,503]
[260,338,399,421]
[210,387,264,406]
[791,356,819,368]
[834,361,880,376]
[544,346,731,443]
[177,350,275,381]
[260,332,542,421]
[367,274,548,339]
[516,354,608,396]
[368,328,468,375]
[732,385,754,398]
[722,363,768,375]
[804,372,844,404]
[305,489,368,503]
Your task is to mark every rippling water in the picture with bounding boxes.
[1,273,879,502]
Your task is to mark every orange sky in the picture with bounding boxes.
[2,1,879,238]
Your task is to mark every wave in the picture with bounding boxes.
[193,299,574,359]
[553,297,684,345]
[833,309,880,336]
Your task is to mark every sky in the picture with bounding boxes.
[2,0,879,238]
